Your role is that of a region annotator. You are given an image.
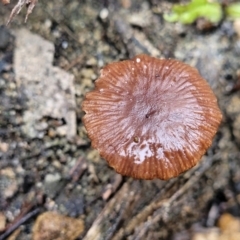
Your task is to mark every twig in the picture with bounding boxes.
[83,179,136,240]
[67,156,87,183]
[127,156,216,239]
[0,208,40,240]
[113,154,220,239]
[102,174,123,200]
[6,0,38,25]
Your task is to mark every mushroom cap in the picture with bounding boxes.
[82,54,222,180]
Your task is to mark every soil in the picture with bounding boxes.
[0,0,240,240]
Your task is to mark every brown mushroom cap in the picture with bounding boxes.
[82,54,222,180]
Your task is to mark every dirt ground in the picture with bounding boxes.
[0,0,240,240]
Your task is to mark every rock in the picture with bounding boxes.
[14,28,76,140]
[0,26,11,50]
[44,173,61,183]
[192,214,240,240]
[0,141,9,152]
[192,229,219,240]
[226,95,240,144]
[0,168,18,199]
[43,173,64,199]
[0,212,6,231]
[218,213,240,233]
[175,33,228,93]
[233,19,240,38]
[32,212,84,240]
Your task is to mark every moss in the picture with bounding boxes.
[164,0,240,25]
[226,3,240,19]
[163,0,222,24]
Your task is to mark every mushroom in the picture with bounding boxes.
[82,54,222,180]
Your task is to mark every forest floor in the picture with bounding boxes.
[0,0,240,240]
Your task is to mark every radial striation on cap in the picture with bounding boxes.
[82,54,222,180]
